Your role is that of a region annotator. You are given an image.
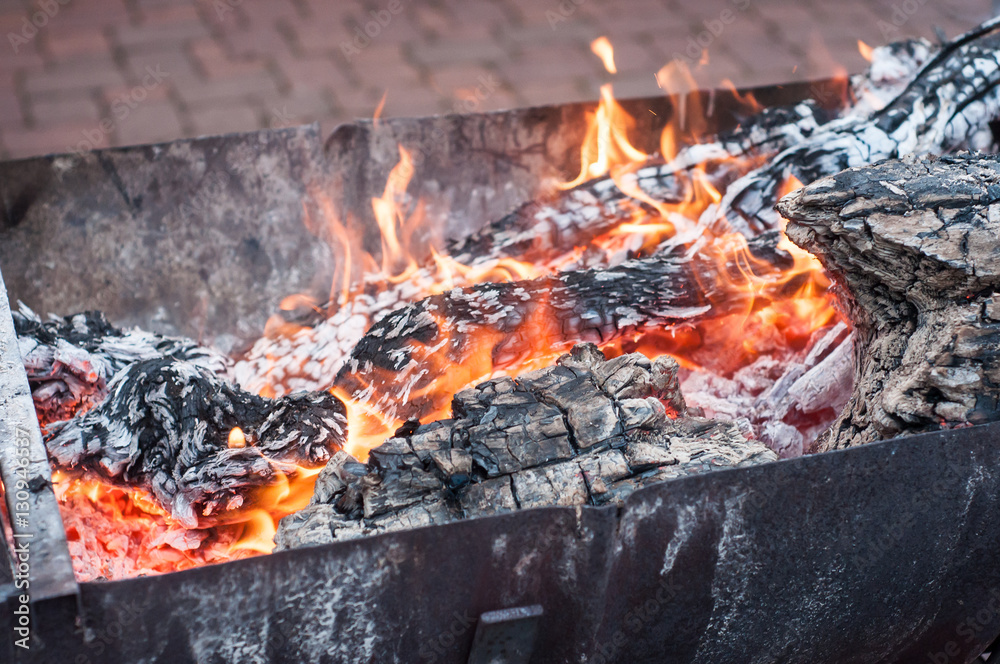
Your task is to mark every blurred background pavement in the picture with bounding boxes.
[0,0,990,159]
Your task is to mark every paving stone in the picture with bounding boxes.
[410,37,508,66]
[175,71,280,104]
[254,88,334,127]
[112,99,185,145]
[114,21,209,49]
[25,60,126,95]
[189,103,261,136]
[29,92,101,126]
[498,43,602,81]
[272,52,354,93]
[3,0,990,160]
[43,28,111,59]
[190,38,269,78]
[1,122,110,159]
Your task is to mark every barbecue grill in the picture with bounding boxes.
[3,77,1000,664]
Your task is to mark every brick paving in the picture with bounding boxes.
[0,0,992,159]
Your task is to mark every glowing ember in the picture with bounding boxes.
[228,426,247,449]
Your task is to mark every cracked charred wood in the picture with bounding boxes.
[333,234,792,424]
[45,357,347,527]
[275,344,775,550]
[710,18,1000,236]
[777,151,1000,450]
[13,305,229,426]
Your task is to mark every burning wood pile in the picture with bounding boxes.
[11,18,1000,581]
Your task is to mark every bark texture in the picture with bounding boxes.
[276,344,775,550]
[777,151,1000,449]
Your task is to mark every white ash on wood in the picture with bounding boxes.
[709,19,1000,236]
[333,234,793,424]
[44,357,347,527]
[13,306,229,425]
[45,357,347,527]
[15,307,349,527]
[778,152,1000,449]
[275,344,775,550]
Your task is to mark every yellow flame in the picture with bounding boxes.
[858,39,874,62]
[227,427,246,449]
[591,36,617,74]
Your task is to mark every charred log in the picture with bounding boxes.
[777,151,1000,449]
[712,18,1000,236]
[14,305,229,426]
[333,235,792,423]
[276,344,775,550]
[45,357,347,527]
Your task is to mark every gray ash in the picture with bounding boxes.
[45,356,347,527]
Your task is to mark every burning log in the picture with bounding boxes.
[333,234,793,424]
[276,344,775,550]
[37,355,347,527]
[777,151,1000,449]
[712,18,1000,236]
[232,44,921,400]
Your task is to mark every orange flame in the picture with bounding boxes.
[858,40,874,63]
[227,426,247,449]
[591,36,617,74]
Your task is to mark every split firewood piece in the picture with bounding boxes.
[275,344,775,550]
[333,235,792,424]
[45,357,348,527]
[710,18,1000,236]
[13,305,230,426]
[777,151,1000,449]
